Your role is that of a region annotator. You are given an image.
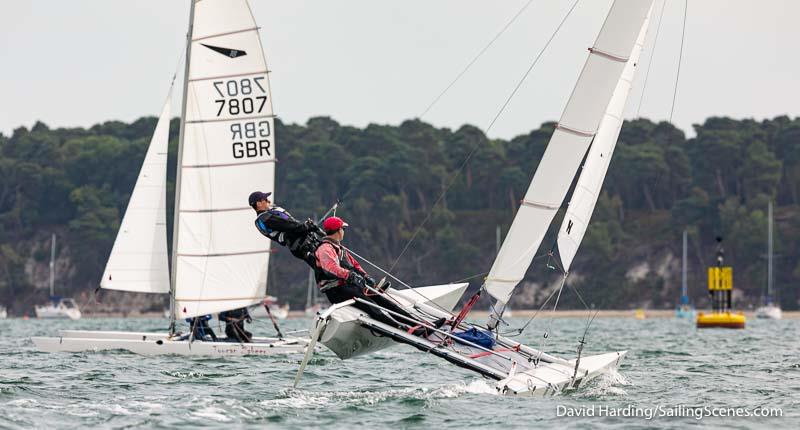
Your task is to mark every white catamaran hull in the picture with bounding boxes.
[319,283,469,359]
[326,311,627,397]
[350,314,627,397]
[497,351,627,396]
[31,330,309,356]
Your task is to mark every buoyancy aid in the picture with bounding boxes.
[314,238,357,292]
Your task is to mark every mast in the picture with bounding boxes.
[306,269,315,309]
[767,200,773,298]
[49,233,56,297]
[306,213,318,310]
[495,225,501,256]
[681,229,688,300]
[170,0,196,334]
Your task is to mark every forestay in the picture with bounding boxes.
[485,0,653,305]
[100,96,171,294]
[174,0,276,319]
[556,6,651,272]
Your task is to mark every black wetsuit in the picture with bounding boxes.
[219,308,252,343]
[185,316,217,341]
[254,207,322,267]
[324,283,417,329]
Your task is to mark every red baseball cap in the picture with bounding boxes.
[322,216,348,233]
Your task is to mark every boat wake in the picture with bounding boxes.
[576,368,630,398]
[191,406,233,423]
[430,379,499,397]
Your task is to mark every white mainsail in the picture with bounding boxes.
[556,8,651,272]
[100,96,171,294]
[174,0,276,319]
[485,0,653,306]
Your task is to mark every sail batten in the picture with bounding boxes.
[192,26,260,42]
[100,95,171,294]
[174,0,275,319]
[484,0,653,306]
[188,70,270,83]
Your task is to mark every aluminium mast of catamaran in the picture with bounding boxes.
[169,0,196,335]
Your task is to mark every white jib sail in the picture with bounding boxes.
[100,95,171,294]
[485,0,653,306]
[556,6,652,272]
[174,0,276,319]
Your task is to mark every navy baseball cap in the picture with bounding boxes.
[248,191,272,207]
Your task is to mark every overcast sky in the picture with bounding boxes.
[1,0,798,140]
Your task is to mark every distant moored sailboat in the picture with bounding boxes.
[755,201,781,319]
[34,234,81,320]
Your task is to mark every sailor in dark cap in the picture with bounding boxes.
[249,191,322,266]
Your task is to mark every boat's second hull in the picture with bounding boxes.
[319,283,469,359]
[32,330,309,356]
[498,351,627,396]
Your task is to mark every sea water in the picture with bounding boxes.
[1,316,797,429]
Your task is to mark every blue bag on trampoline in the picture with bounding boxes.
[452,327,496,349]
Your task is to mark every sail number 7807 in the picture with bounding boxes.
[213,78,268,117]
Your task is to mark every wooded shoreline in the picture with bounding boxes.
[13,309,798,319]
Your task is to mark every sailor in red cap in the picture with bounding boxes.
[314,216,415,329]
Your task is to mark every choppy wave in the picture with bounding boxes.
[3,317,799,428]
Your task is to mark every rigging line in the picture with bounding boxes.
[487,249,557,314]
[484,0,580,134]
[503,277,559,336]
[317,200,340,224]
[566,280,591,312]
[635,0,668,117]
[536,273,567,363]
[487,248,558,330]
[549,251,566,274]
[570,309,598,386]
[669,0,688,123]
[417,0,536,119]
[565,277,596,334]
[344,244,454,316]
[388,0,581,273]
[171,42,187,88]
[453,271,489,284]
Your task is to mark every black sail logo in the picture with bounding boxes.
[201,43,247,58]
